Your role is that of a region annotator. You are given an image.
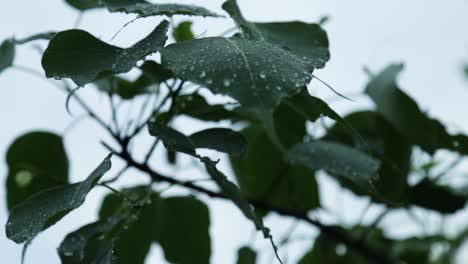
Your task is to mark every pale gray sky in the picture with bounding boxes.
[1,0,468,263]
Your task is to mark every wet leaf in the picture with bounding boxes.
[222,0,329,68]
[287,141,381,193]
[101,0,221,18]
[6,154,112,244]
[173,21,195,42]
[42,20,169,86]
[161,36,312,112]
[236,246,257,264]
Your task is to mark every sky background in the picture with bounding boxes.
[1,0,468,263]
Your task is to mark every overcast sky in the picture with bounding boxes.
[1,0,468,263]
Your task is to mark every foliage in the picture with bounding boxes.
[2,0,468,263]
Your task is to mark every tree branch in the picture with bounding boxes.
[103,142,397,264]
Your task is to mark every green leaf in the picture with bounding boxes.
[236,246,257,264]
[101,0,221,18]
[365,64,468,155]
[42,20,169,86]
[148,122,247,156]
[298,235,368,264]
[154,196,211,264]
[98,186,154,264]
[283,88,343,123]
[171,93,246,122]
[58,213,125,263]
[222,0,329,68]
[287,141,381,193]
[98,187,211,264]
[325,111,412,203]
[161,36,312,112]
[6,132,69,210]
[6,154,112,244]
[203,158,270,238]
[65,0,102,10]
[0,39,15,74]
[231,125,319,212]
[173,21,195,42]
[147,122,197,156]
[189,128,247,156]
[407,179,466,214]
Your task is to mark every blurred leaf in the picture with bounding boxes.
[203,158,270,238]
[189,128,247,156]
[6,131,69,210]
[58,213,125,263]
[99,187,211,264]
[6,154,112,244]
[154,196,211,264]
[15,32,56,44]
[231,125,319,213]
[160,36,312,113]
[407,179,466,214]
[222,0,329,68]
[171,93,246,122]
[101,0,221,17]
[365,64,468,155]
[236,246,257,264]
[0,39,15,74]
[147,122,197,156]
[65,0,101,10]
[325,111,411,203]
[287,141,381,193]
[42,20,169,86]
[173,21,195,42]
[298,235,368,263]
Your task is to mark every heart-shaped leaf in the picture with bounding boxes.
[42,20,169,86]
[6,154,112,244]
[161,36,312,112]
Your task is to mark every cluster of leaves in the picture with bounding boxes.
[2,0,468,263]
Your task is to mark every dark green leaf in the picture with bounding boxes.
[58,213,125,263]
[365,64,468,155]
[6,131,69,210]
[172,93,246,122]
[0,39,15,74]
[42,20,169,86]
[147,122,197,156]
[154,196,211,264]
[222,0,329,68]
[65,0,102,10]
[189,128,247,156]
[173,21,195,42]
[284,88,342,123]
[325,111,411,203]
[407,179,466,214]
[203,158,270,238]
[161,36,312,112]
[231,125,319,212]
[101,0,221,18]
[298,235,368,264]
[236,246,257,264]
[99,187,211,264]
[6,154,112,244]
[99,186,154,264]
[287,141,381,193]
